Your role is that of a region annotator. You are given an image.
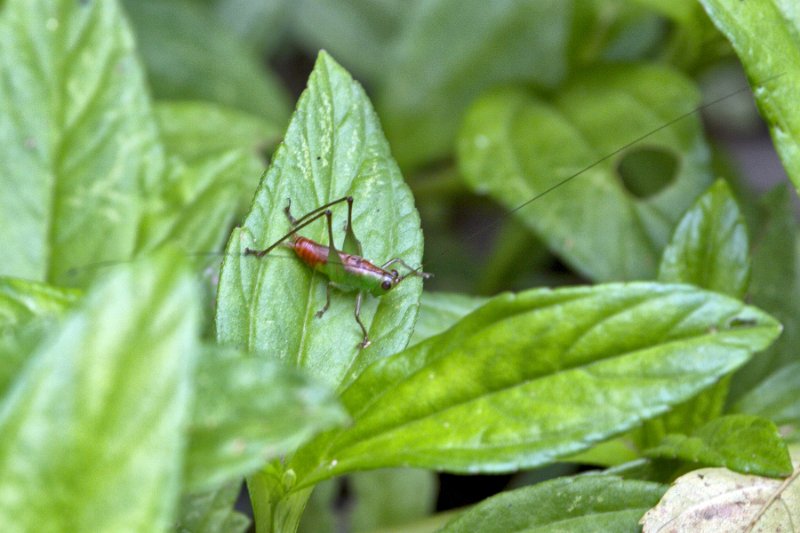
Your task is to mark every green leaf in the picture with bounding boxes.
[350,469,437,532]
[185,346,348,492]
[659,180,750,298]
[458,64,713,281]
[216,51,425,389]
[155,100,280,164]
[122,0,290,125]
[0,278,79,331]
[734,361,800,430]
[176,483,250,533]
[410,292,489,346]
[732,185,800,396]
[0,251,200,531]
[699,0,800,193]
[439,474,665,532]
[645,414,792,477]
[0,0,163,285]
[290,283,779,483]
[137,151,257,256]
[379,0,572,168]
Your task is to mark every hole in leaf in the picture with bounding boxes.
[616,146,679,199]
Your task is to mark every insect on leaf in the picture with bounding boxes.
[215,51,425,390]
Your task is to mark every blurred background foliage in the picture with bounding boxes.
[119,0,782,296]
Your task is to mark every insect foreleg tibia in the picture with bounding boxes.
[353,291,369,348]
[381,257,434,281]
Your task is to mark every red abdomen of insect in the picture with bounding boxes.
[291,236,329,268]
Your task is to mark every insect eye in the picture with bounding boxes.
[391,269,399,279]
[381,280,393,291]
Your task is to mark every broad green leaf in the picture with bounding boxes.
[659,180,749,298]
[0,0,162,285]
[699,0,800,193]
[0,277,79,331]
[0,278,79,401]
[459,64,712,281]
[379,0,572,168]
[185,346,347,492]
[155,100,280,164]
[350,469,437,533]
[176,483,250,533]
[439,474,665,533]
[290,283,779,484]
[410,292,489,346]
[291,0,405,81]
[734,361,800,430]
[641,450,800,532]
[644,415,792,477]
[0,251,200,532]
[137,151,257,256]
[122,0,290,125]
[732,185,800,396]
[216,52,425,389]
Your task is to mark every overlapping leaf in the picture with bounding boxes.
[0,251,199,532]
[459,64,713,281]
[290,283,779,484]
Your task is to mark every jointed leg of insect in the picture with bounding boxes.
[353,291,369,348]
[381,257,433,281]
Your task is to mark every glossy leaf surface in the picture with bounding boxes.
[699,0,800,194]
[645,414,792,477]
[440,475,665,533]
[291,283,779,484]
[659,180,749,298]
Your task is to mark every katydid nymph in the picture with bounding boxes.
[243,195,431,349]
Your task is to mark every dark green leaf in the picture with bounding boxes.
[176,483,250,533]
[291,283,779,483]
[458,64,712,281]
[216,52,425,389]
[645,414,792,477]
[379,0,572,168]
[659,180,750,298]
[410,292,489,346]
[439,475,665,532]
[0,0,162,285]
[734,361,800,430]
[732,185,800,396]
[155,100,280,164]
[185,346,347,492]
[122,0,290,125]
[699,0,800,193]
[0,251,200,531]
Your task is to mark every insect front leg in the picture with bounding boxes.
[316,282,333,318]
[354,291,370,349]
